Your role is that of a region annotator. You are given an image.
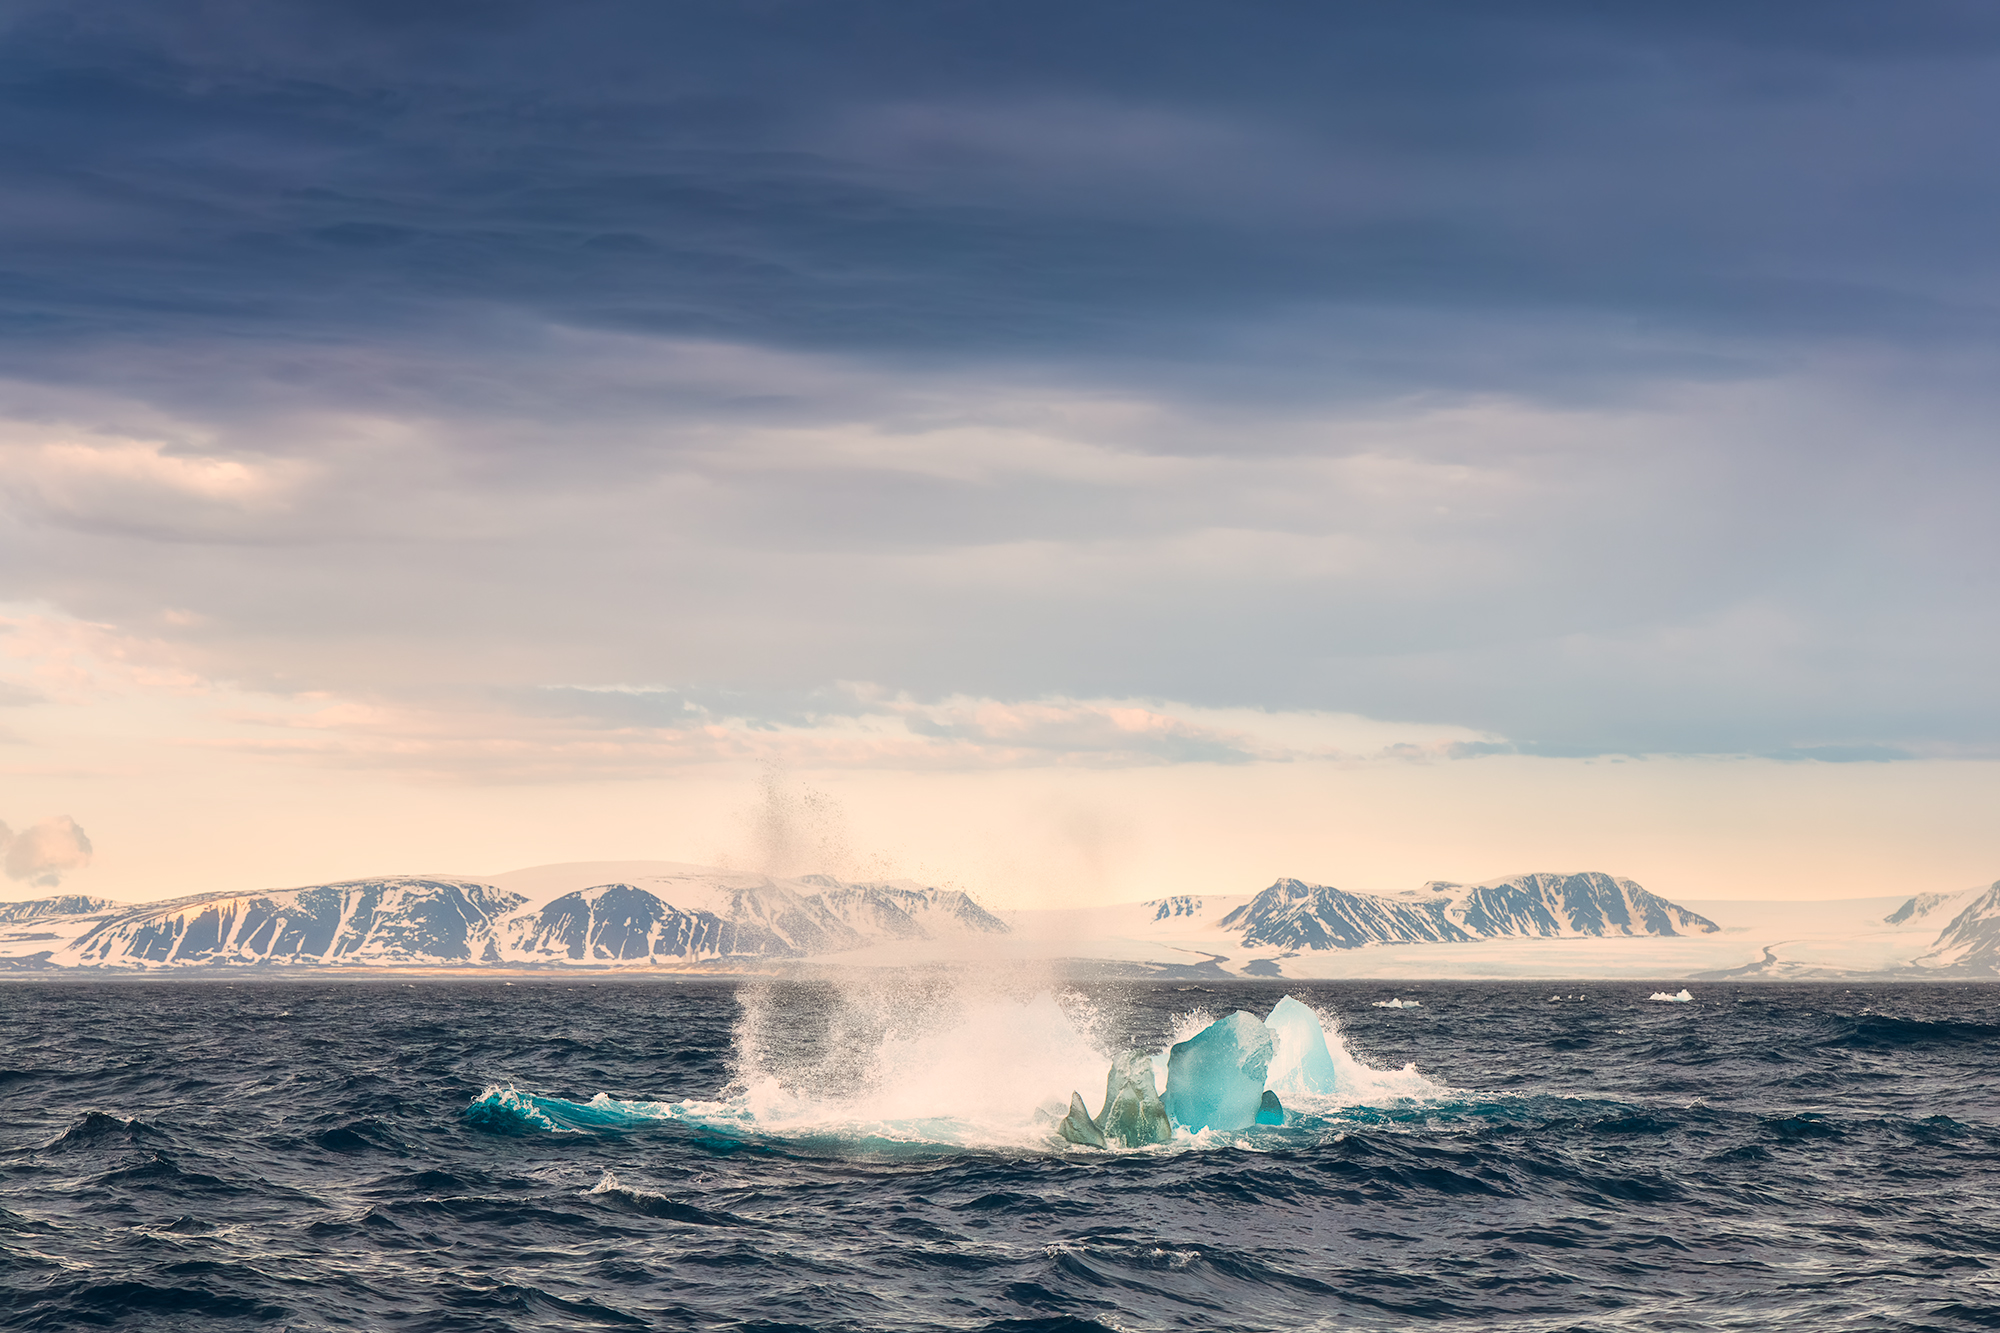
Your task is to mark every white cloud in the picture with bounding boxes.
[0,416,309,540]
[171,679,1503,784]
[0,814,94,888]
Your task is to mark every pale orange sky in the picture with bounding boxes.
[7,655,1995,908]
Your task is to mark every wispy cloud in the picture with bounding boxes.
[188,690,1287,781]
[0,607,207,703]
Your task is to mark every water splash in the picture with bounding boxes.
[1304,998,1444,1106]
[467,978,1446,1151]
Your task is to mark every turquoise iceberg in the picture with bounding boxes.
[1056,1091,1107,1147]
[1097,1048,1173,1147]
[1162,1011,1275,1132]
[1264,994,1339,1098]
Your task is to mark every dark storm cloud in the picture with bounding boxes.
[2,0,1998,764]
[5,0,2000,379]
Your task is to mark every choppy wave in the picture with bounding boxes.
[1820,1011,2000,1048]
[7,978,2000,1331]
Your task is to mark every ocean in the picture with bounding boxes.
[2,976,1997,1331]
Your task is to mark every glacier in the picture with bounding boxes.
[1913,880,2000,973]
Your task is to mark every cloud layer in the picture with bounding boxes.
[0,0,1996,777]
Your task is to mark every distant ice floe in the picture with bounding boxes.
[1647,989,1695,1003]
[1371,998,1421,1008]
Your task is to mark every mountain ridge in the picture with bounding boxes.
[0,866,1009,971]
[0,894,115,924]
[4,865,1995,978]
[1913,881,2000,973]
[1221,871,1718,951]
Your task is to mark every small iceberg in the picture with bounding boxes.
[1648,989,1694,1003]
[1264,995,1339,1098]
[1057,1048,1172,1148]
[472,987,1446,1154]
[1098,1049,1174,1147]
[1062,1002,1341,1145]
[1056,1091,1107,1147]
[1162,1011,1275,1133]
[1371,998,1421,1008]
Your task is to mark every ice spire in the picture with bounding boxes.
[1096,1049,1173,1147]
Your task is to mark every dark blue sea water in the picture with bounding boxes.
[3,977,1999,1331]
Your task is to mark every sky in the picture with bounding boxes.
[1,0,1997,908]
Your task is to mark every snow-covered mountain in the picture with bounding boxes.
[507,883,747,963]
[1220,872,1717,951]
[1912,881,2000,973]
[0,894,121,971]
[0,895,114,924]
[10,863,1997,979]
[1219,880,1473,949]
[502,869,1006,965]
[62,878,526,968]
[0,864,1008,970]
[1885,887,1981,926]
[1431,872,1719,940]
